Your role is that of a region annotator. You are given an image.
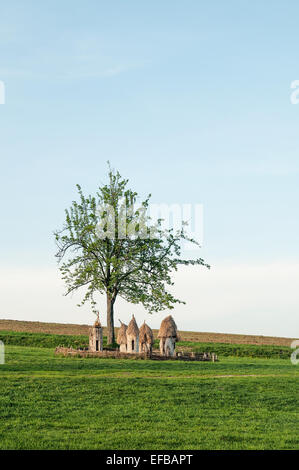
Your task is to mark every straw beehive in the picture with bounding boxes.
[94,312,101,328]
[117,320,128,353]
[139,321,154,354]
[126,315,139,353]
[158,315,179,357]
[89,312,103,352]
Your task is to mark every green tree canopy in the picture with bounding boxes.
[54,166,209,344]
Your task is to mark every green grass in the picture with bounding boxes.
[0,330,292,359]
[0,330,90,349]
[187,341,292,359]
[0,345,298,449]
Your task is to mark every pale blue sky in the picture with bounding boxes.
[0,1,298,335]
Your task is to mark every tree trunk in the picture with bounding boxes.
[106,294,115,344]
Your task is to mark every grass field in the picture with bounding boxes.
[0,330,293,359]
[1,342,298,449]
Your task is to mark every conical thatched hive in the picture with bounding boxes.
[117,320,128,353]
[139,321,154,354]
[126,315,139,353]
[89,313,103,352]
[158,315,179,357]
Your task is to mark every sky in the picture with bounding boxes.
[0,1,298,337]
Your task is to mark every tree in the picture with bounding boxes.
[54,166,209,344]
